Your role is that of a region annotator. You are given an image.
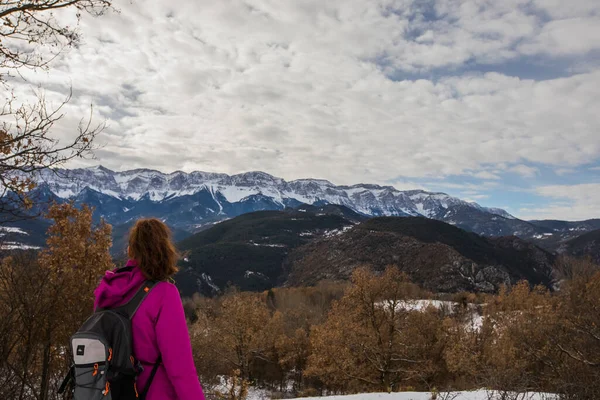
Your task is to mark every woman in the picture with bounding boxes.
[94,218,205,400]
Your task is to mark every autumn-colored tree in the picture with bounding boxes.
[553,255,599,284]
[440,315,482,390]
[185,259,600,398]
[263,282,347,327]
[191,283,348,398]
[307,266,443,393]
[477,282,558,398]
[214,291,274,381]
[259,284,346,393]
[0,250,46,399]
[440,270,600,399]
[189,297,225,393]
[38,203,112,398]
[552,269,600,398]
[191,290,279,400]
[275,324,311,393]
[0,202,112,400]
[1,0,113,221]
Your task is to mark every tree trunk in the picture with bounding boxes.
[382,370,392,393]
[39,329,52,400]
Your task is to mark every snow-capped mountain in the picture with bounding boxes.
[26,166,543,237]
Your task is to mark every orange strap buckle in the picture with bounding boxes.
[103,381,110,396]
[107,348,113,362]
[92,363,99,377]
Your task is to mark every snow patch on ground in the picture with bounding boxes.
[324,225,354,237]
[201,273,220,293]
[244,270,269,280]
[380,300,484,331]
[249,241,286,248]
[1,242,40,250]
[208,377,272,400]
[0,226,28,235]
[394,300,456,312]
[243,387,272,400]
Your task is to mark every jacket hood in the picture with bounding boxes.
[94,259,146,310]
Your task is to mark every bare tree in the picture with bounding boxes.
[1,0,113,72]
[0,0,114,221]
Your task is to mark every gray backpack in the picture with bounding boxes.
[59,279,161,399]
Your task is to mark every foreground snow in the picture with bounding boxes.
[285,391,557,400]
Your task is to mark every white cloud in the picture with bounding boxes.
[471,171,501,180]
[519,17,600,56]
[464,195,490,203]
[385,179,427,191]
[5,0,600,191]
[519,183,600,220]
[532,0,600,19]
[555,168,576,176]
[462,189,491,201]
[509,164,540,178]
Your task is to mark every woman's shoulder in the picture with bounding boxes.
[151,280,181,301]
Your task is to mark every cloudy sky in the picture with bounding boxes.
[13,0,600,220]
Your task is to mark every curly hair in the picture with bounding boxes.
[128,218,179,281]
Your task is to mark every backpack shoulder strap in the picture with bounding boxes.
[115,280,158,319]
[140,355,162,400]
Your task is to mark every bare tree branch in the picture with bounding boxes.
[0,0,113,223]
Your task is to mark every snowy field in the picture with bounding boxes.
[380,299,484,331]
[241,390,558,400]
[285,392,557,400]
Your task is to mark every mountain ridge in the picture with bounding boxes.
[27,166,526,232]
[33,166,504,212]
[0,166,593,248]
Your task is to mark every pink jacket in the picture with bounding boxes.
[94,260,205,400]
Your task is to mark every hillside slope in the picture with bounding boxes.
[527,219,600,250]
[560,228,600,264]
[285,217,555,293]
[176,206,360,296]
